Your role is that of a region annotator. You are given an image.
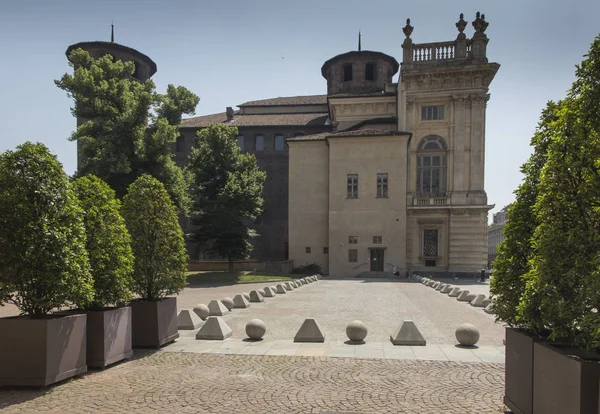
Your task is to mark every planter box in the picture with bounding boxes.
[131,297,179,348]
[533,342,600,414]
[87,307,133,369]
[504,328,537,414]
[0,313,87,386]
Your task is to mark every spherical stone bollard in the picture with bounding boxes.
[346,320,368,342]
[455,323,480,346]
[221,297,234,311]
[245,319,266,340]
[193,304,210,320]
[243,292,251,301]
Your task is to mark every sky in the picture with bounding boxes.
[1,0,599,223]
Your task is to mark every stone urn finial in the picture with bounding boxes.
[402,18,414,39]
[472,11,489,35]
[456,13,467,35]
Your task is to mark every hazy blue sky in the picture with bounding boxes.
[1,0,599,222]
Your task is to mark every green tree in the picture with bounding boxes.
[489,101,558,327]
[186,124,265,271]
[518,36,600,348]
[55,49,199,214]
[72,174,134,309]
[121,174,188,301]
[0,142,93,316]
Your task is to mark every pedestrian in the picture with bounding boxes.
[480,268,486,282]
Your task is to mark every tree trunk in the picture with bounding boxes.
[228,257,234,272]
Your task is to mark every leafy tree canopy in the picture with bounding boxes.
[492,36,600,349]
[55,49,199,214]
[121,174,188,301]
[72,174,134,309]
[186,124,265,270]
[0,142,93,316]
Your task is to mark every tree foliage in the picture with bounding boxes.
[121,174,188,301]
[491,36,600,349]
[186,124,266,270]
[0,142,93,316]
[72,174,134,309]
[55,49,199,214]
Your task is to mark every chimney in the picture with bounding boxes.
[226,107,234,120]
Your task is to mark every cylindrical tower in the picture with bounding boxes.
[321,50,399,96]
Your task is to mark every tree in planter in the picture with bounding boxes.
[72,175,134,309]
[0,142,93,316]
[186,124,265,271]
[489,101,557,327]
[518,36,600,349]
[55,49,199,214]
[121,174,188,301]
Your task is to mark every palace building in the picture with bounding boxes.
[67,13,499,277]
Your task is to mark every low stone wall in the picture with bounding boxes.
[189,260,294,274]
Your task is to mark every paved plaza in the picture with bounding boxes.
[0,277,508,413]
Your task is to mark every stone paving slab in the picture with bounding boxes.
[176,278,504,347]
[0,351,505,413]
[163,337,505,363]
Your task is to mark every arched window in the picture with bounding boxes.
[365,63,375,81]
[343,64,353,82]
[416,135,447,196]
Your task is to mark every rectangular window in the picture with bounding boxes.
[348,249,358,262]
[274,134,284,151]
[376,173,388,198]
[347,174,358,198]
[305,247,311,254]
[255,135,265,151]
[349,236,358,244]
[343,64,353,82]
[323,247,329,254]
[176,136,185,152]
[421,105,445,121]
[373,236,382,244]
[423,229,439,257]
[236,136,245,151]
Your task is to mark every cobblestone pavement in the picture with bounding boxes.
[0,351,505,413]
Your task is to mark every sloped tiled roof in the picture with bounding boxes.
[287,128,409,142]
[328,90,396,98]
[180,112,329,129]
[239,95,328,107]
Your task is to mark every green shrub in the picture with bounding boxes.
[290,263,322,276]
[72,175,134,309]
[0,142,93,316]
[121,174,188,301]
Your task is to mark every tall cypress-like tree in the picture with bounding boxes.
[55,49,199,214]
[186,124,265,271]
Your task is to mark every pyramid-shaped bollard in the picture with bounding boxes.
[436,283,445,291]
[316,274,322,280]
[390,320,426,346]
[432,281,440,289]
[471,294,487,307]
[456,290,470,301]
[294,318,325,342]
[195,316,232,340]
[249,290,264,302]
[276,284,287,294]
[482,298,491,307]
[441,285,453,294]
[177,309,203,330]
[233,294,251,308]
[484,302,494,314]
[208,300,229,316]
[448,287,462,297]
[263,287,276,297]
[284,282,293,291]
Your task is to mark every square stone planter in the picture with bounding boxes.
[504,328,537,414]
[87,307,133,369]
[131,297,179,348]
[0,313,87,386]
[533,342,600,414]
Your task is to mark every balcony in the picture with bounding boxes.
[412,196,448,207]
